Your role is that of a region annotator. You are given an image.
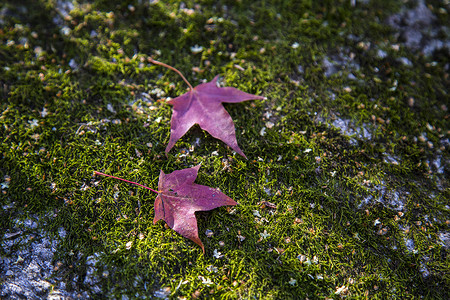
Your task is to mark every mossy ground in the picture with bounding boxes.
[1,0,449,299]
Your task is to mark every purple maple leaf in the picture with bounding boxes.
[153,164,237,252]
[166,76,264,158]
[94,165,237,253]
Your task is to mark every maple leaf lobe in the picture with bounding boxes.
[166,76,264,158]
[153,164,237,252]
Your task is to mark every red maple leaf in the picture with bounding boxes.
[94,165,237,252]
[149,59,264,158]
[153,164,237,252]
[166,76,264,158]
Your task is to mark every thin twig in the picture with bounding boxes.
[94,171,158,194]
[148,58,193,90]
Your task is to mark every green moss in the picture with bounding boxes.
[1,0,448,299]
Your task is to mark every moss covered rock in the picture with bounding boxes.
[1,0,448,298]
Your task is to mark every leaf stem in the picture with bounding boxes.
[148,58,193,90]
[94,171,158,194]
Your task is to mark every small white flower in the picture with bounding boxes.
[107,103,116,113]
[190,45,203,54]
[288,278,297,286]
[61,26,71,36]
[291,42,300,49]
[374,219,381,226]
[237,234,245,242]
[40,107,48,118]
[312,256,318,264]
[1,182,9,189]
[154,287,171,298]
[150,88,163,96]
[126,241,133,250]
[34,46,43,56]
[252,210,262,218]
[335,285,348,295]
[211,151,219,156]
[94,140,102,146]
[304,148,312,153]
[213,249,223,259]
[206,265,218,273]
[198,276,213,285]
[303,257,312,266]
[316,275,324,280]
[260,230,270,239]
[80,183,89,191]
[69,59,78,69]
[330,171,336,177]
[260,127,266,136]
[28,119,39,128]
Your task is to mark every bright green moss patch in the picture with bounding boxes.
[1,0,449,299]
